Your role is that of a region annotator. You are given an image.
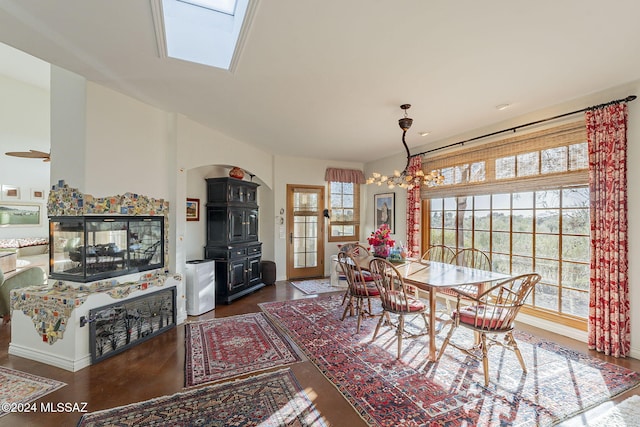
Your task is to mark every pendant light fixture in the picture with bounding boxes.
[366,104,444,189]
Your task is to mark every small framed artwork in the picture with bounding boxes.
[31,188,45,200]
[1,185,20,200]
[374,192,395,233]
[186,198,200,221]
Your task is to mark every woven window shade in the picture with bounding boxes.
[420,121,587,199]
[324,168,365,184]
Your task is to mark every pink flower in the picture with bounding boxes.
[367,224,395,247]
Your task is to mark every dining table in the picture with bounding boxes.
[354,256,511,361]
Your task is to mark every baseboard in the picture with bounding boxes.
[8,343,91,372]
[516,312,588,342]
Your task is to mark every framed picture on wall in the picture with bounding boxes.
[374,192,395,233]
[1,185,20,200]
[186,198,200,221]
[31,188,45,200]
[0,202,41,226]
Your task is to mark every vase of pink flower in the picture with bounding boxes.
[367,224,395,258]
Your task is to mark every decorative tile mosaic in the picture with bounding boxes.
[47,180,171,268]
[11,272,182,345]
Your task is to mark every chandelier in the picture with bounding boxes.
[366,104,444,190]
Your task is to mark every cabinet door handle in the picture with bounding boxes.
[289,233,293,244]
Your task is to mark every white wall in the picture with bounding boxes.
[0,74,50,239]
[85,83,172,198]
[50,65,86,193]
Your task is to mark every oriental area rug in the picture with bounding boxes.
[185,312,301,387]
[290,278,344,295]
[259,295,640,427]
[0,366,66,418]
[77,368,327,427]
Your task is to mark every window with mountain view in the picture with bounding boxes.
[421,122,589,329]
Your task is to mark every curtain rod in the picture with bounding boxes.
[413,94,637,158]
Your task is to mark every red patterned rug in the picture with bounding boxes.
[185,312,301,387]
[0,366,66,418]
[78,368,327,426]
[259,295,640,427]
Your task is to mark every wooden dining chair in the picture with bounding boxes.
[337,243,373,305]
[436,273,542,386]
[337,250,380,333]
[420,245,456,264]
[438,248,492,313]
[368,258,430,359]
[453,247,491,271]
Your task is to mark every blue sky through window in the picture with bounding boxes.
[162,0,248,70]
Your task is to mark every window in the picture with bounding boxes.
[422,122,590,328]
[179,0,237,15]
[154,0,254,70]
[328,181,360,242]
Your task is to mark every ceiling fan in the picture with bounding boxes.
[5,149,50,162]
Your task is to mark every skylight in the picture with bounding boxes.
[157,0,252,71]
[178,0,237,15]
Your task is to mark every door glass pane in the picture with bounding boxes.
[305,253,317,267]
[293,191,318,211]
[294,253,306,268]
[291,187,322,271]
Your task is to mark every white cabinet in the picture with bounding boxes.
[185,259,215,315]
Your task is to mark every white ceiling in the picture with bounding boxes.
[1,0,639,163]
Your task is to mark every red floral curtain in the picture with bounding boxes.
[406,156,422,257]
[586,102,629,357]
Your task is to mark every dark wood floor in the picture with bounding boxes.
[0,281,638,427]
